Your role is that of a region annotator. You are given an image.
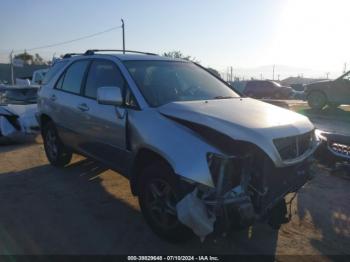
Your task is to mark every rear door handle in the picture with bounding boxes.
[50,94,57,101]
[77,103,89,112]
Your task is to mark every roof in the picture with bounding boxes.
[64,51,189,62]
[110,54,187,62]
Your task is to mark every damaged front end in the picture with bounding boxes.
[0,106,39,143]
[176,148,315,240]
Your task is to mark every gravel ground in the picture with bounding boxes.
[0,140,349,258]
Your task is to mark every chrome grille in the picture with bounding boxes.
[274,131,313,160]
[329,142,350,159]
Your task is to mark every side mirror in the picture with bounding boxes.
[97,86,123,106]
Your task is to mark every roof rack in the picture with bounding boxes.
[62,53,84,58]
[84,49,158,56]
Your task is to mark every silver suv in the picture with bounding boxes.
[37,50,319,242]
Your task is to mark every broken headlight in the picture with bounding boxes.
[206,153,241,195]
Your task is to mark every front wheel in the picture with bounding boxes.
[43,121,72,167]
[138,163,193,243]
[307,91,327,110]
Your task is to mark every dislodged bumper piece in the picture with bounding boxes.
[176,188,216,242]
[176,153,315,240]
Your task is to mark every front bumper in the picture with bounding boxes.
[177,151,316,239]
[205,156,314,231]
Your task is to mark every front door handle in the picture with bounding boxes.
[77,103,89,112]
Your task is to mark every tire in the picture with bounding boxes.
[42,121,72,167]
[138,162,193,243]
[307,91,327,110]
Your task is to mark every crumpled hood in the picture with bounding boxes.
[2,104,38,117]
[0,104,38,133]
[158,98,314,163]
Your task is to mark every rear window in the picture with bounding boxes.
[42,60,68,85]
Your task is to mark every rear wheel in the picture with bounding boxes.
[307,91,327,110]
[138,162,193,242]
[43,121,72,167]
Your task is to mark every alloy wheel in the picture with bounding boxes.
[145,178,179,229]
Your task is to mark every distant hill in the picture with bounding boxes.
[281,76,325,86]
[224,64,340,81]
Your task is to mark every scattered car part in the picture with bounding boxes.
[0,87,39,143]
[176,188,216,242]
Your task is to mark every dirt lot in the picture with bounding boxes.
[1,142,349,257]
[0,103,349,258]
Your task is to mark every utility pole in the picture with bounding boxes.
[230,66,233,82]
[326,72,330,79]
[272,64,275,80]
[9,50,14,85]
[121,19,125,54]
[260,73,263,80]
[344,63,347,74]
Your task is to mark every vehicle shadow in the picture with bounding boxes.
[0,158,280,255]
[296,170,350,256]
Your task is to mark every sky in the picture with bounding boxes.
[0,0,349,79]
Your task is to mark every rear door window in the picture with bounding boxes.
[60,60,90,94]
[84,60,125,99]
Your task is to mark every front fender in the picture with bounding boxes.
[128,109,222,187]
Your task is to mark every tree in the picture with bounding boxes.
[207,67,221,78]
[33,53,45,65]
[162,50,199,63]
[14,52,47,65]
[14,51,34,65]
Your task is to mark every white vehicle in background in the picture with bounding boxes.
[0,86,39,143]
[11,69,49,87]
[31,69,48,85]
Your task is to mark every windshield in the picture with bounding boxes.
[124,60,239,107]
[0,88,38,105]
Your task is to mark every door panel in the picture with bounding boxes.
[50,60,90,148]
[75,97,128,171]
[76,59,129,171]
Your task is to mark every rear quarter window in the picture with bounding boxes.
[42,60,68,85]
